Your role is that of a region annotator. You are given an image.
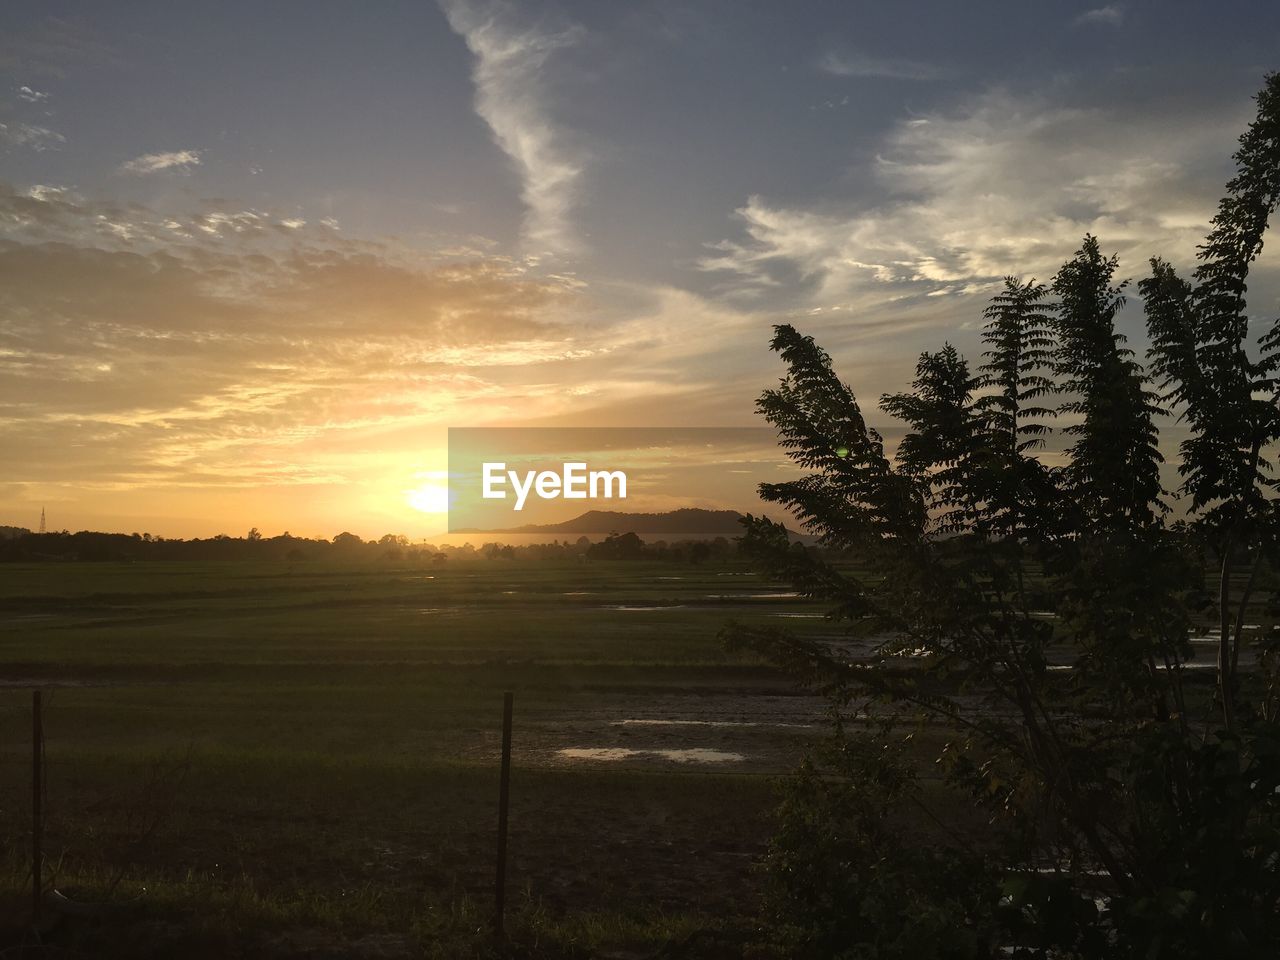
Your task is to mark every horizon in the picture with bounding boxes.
[0,503,757,544]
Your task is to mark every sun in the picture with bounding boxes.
[405,482,451,514]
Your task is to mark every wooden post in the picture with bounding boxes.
[494,691,513,937]
[32,689,42,927]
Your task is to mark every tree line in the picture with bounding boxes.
[0,528,738,564]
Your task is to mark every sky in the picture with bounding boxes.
[1,1,1279,539]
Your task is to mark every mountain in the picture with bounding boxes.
[452,508,747,536]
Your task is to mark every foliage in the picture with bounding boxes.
[764,725,1001,960]
[729,74,1280,958]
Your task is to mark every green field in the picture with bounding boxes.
[0,558,828,957]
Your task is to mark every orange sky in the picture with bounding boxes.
[3,5,1277,539]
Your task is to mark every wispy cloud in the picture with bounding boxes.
[701,85,1255,312]
[16,85,48,103]
[0,182,588,506]
[0,177,771,534]
[119,149,202,175]
[439,0,586,257]
[819,50,943,81]
[0,121,64,151]
[1076,5,1125,26]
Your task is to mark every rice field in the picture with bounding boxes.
[0,557,829,957]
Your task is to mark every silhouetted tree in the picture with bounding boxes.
[728,73,1280,960]
[1052,235,1164,530]
[588,531,646,560]
[974,277,1057,537]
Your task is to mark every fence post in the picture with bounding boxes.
[494,691,513,937]
[32,689,42,927]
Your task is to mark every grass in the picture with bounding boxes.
[1,554,1256,955]
[0,557,814,957]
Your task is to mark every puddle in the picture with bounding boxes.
[559,747,635,762]
[1048,662,1217,672]
[706,592,800,600]
[613,718,815,730]
[603,604,689,612]
[561,591,595,596]
[772,612,824,619]
[558,747,746,764]
[1188,625,1259,642]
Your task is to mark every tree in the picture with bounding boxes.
[880,343,993,536]
[1052,236,1165,530]
[728,74,1280,959]
[587,531,645,560]
[974,277,1057,538]
[1140,74,1280,729]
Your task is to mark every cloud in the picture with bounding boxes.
[0,183,588,499]
[0,121,65,151]
[119,149,203,175]
[0,179,776,535]
[700,84,1256,314]
[16,86,49,103]
[1076,5,1125,26]
[819,50,943,81]
[439,0,586,256]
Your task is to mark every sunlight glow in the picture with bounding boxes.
[405,483,451,514]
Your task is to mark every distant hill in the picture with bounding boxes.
[453,507,747,536]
